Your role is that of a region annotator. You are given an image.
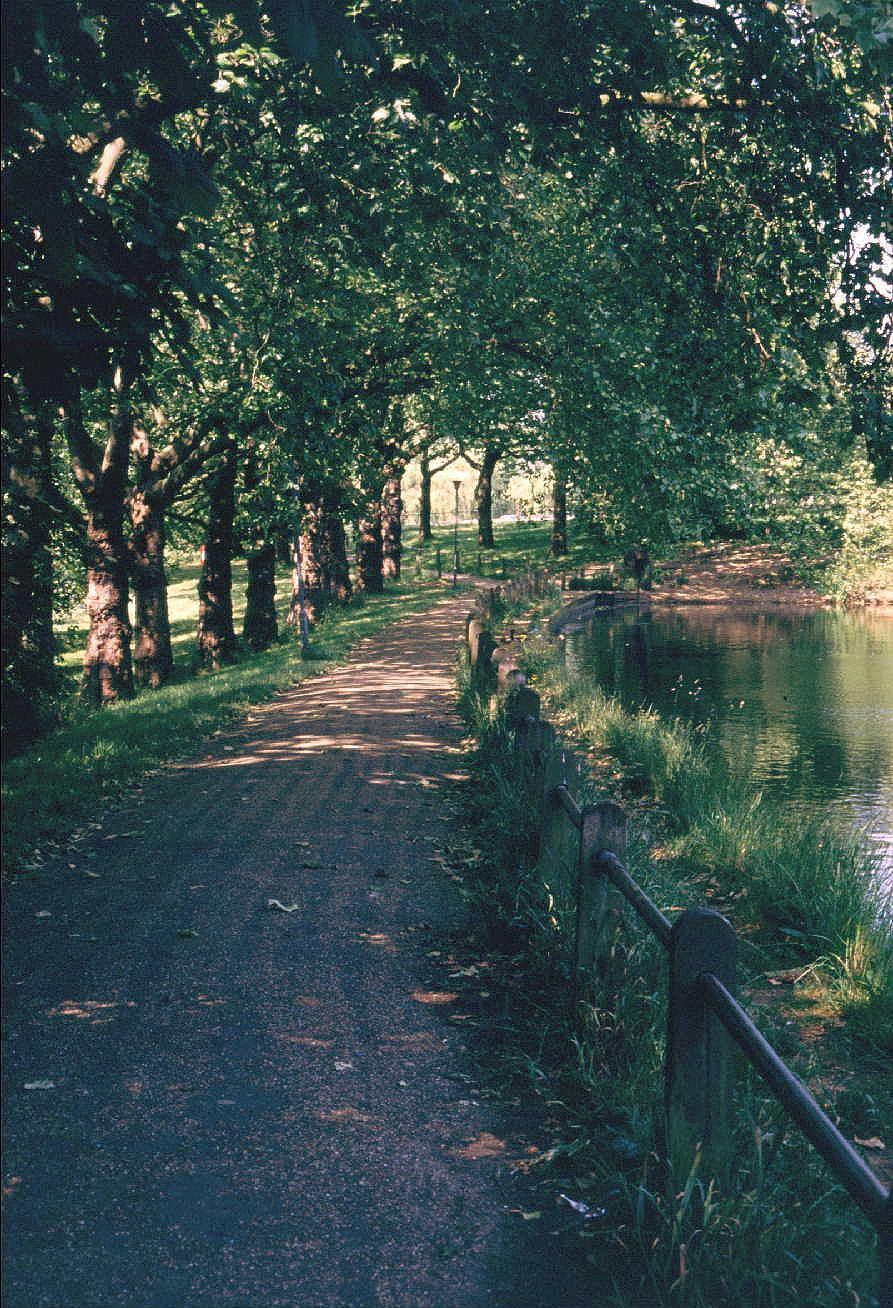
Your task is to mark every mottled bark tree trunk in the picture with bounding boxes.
[323,503,352,603]
[288,482,352,629]
[82,499,133,704]
[381,475,402,579]
[474,447,499,548]
[356,503,384,593]
[419,451,433,541]
[1,388,58,753]
[130,489,173,688]
[81,379,134,706]
[196,458,237,669]
[292,484,327,626]
[551,471,568,556]
[243,539,277,650]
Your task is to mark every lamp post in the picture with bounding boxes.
[452,479,462,587]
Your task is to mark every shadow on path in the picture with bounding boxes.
[3,592,638,1307]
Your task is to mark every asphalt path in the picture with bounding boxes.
[2,592,629,1307]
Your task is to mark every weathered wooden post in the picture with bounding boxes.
[506,685,540,741]
[467,616,484,666]
[666,908,737,1186]
[474,631,496,682]
[436,547,442,578]
[575,802,627,1001]
[539,743,579,888]
[493,646,524,692]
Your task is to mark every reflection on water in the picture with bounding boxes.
[566,607,893,879]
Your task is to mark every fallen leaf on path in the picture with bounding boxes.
[24,1081,55,1091]
[317,1107,371,1124]
[855,1136,885,1150]
[268,899,300,913]
[453,1132,506,1159]
[411,990,458,1005]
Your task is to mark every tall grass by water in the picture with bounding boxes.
[454,631,889,1307]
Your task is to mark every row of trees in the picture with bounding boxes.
[3,0,890,754]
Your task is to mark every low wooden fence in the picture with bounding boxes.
[464,593,891,1296]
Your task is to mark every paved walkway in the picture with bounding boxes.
[2,593,611,1307]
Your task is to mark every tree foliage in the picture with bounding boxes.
[2,0,890,750]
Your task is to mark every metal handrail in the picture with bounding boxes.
[701,971,889,1230]
[545,782,890,1236]
[594,850,672,949]
[554,782,583,830]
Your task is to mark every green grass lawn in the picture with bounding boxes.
[410,518,599,580]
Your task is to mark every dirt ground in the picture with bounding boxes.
[647,542,892,609]
[2,589,634,1308]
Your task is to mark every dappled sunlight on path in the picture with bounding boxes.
[2,589,607,1308]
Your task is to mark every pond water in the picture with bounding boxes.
[563,605,893,883]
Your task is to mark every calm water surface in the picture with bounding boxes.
[565,606,893,882]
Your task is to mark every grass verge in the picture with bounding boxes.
[452,613,890,1308]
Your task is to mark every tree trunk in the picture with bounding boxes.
[81,380,134,706]
[419,451,433,541]
[82,502,134,704]
[356,504,384,593]
[1,388,58,753]
[293,482,327,626]
[243,539,277,650]
[551,471,568,556]
[381,475,402,579]
[322,491,352,603]
[474,447,499,548]
[288,481,352,629]
[196,458,237,669]
[130,492,173,687]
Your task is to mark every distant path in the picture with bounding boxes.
[2,591,614,1308]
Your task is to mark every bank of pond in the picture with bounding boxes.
[560,604,893,884]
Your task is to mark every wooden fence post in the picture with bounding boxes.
[467,616,484,666]
[666,908,737,1186]
[506,684,540,733]
[436,547,442,578]
[539,743,579,888]
[575,802,627,999]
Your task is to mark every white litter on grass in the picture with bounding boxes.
[267,899,300,913]
[559,1194,606,1220]
[24,1081,55,1091]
